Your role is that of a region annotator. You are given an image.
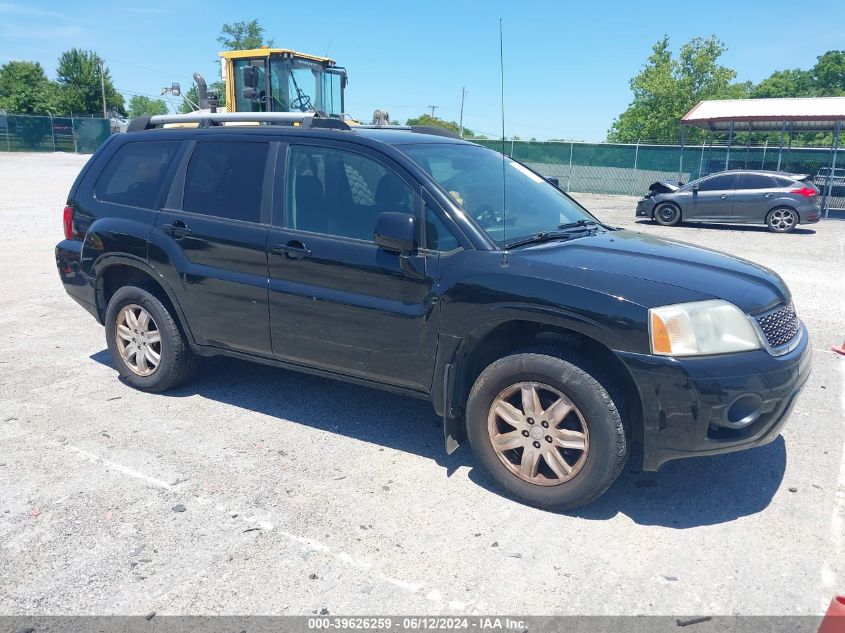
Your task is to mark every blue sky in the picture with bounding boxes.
[1,0,843,141]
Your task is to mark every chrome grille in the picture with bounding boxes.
[755,303,799,350]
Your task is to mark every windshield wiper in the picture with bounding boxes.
[505,231,575,250]
[558,219,601,230]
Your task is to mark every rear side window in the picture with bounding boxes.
[736,174,775,189]
[95,141,180,209]
[697,174,736,191]
[773,176,795,187]
[182,141,269,223]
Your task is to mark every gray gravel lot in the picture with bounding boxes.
[1,152,844,616]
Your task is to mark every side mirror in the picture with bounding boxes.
[374,212,415,254]
[545,176,560,188]
[692,183,700,192]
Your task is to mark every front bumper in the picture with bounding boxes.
[636,198,655,218]
[618,324,811,471]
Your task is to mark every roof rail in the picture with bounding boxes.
[355,124,463,140]
[127,112,351,132]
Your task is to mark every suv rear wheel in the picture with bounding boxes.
[105,285,197,392]
[466,352,627,509]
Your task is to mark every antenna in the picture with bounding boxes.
[499,18,508,258]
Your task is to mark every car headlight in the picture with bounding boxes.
[649,299,760,356]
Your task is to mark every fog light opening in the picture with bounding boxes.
[724,394,764,429]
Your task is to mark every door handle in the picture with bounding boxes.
[273,240,312,259]
[163,221,192,238]
[764,193,773,197]
[720,194,728,198]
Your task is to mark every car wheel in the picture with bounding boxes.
[766,207,798,233]
[653,202,681,226]
[105,284,197,392]
[466,351,627,509]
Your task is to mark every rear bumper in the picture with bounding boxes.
[799,203,821,224]
[56,239,98,320]
[618,324,811,471]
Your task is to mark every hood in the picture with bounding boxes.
[646,180,683,196]
[516,230,789,315]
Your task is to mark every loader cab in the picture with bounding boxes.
[222,49,347,118]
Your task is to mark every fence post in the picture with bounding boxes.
[761,140,768,169]
[724,121,734,171]
[698,135,707,180]
[510,137,515,157]
[631,139,640,195]
[823,121,841,219]
[50,115,56,152]
[776,122,786,171]
[566,141,574,192]
[679,126,686,181]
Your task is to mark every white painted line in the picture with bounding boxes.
[62,442,473,610]
[65,445,173,490]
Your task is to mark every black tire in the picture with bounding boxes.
[766,206,798,233]
[105,284,197,392]
[466,351,627,509]
[653,201,682,226]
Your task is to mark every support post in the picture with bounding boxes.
[744,123,751,168]
[631,139,640,195]
[678,126,686,181]
[776,122,785,171]
[566,141,574,192]
[50,115,56,152]
[785,122,793,172]
[724,121,734,171]
[823,121,841,219]
[761,139,768,169]
[698,133,707,180]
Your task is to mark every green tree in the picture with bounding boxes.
[751,68,815,98]
[812,50,845,95]
[55,49,125,117]
[217,20,274,50]
[0,61,61,114]
[608,36,748,142]
[128,95,169,118]
[177,80,227,113]
[404,113,477,137]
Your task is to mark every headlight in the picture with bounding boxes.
[649,299,760,356]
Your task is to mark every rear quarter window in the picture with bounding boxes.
[95,141,181,209]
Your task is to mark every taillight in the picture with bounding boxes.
[790,187,817,198]
[63,205,74,239]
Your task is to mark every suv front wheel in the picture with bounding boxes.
[105,284,197,392]
[466,352,627,509]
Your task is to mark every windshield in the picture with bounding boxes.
[270,58,324,113]
[400,143,596,245]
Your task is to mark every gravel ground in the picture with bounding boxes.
[1,152,844,616]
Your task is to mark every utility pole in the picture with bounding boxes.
[428,105,438,118]
[458,87,467,138]
[97,58,107,119]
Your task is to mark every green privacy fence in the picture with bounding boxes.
[0,114,112,154]
[475,139,843,207]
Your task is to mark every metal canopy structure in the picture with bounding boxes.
[682,97,845,132]
[679,97,844,217]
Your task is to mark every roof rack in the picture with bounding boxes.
[127,112,350,133]
[356,124,462,140]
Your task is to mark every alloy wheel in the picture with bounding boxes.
[115,304,162,376]
[487,381,589,486]
[770,208,796,231]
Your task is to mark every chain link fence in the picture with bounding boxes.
[476,139,844,209]
[0,113,112,154]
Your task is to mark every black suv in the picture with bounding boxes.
[56,113,811,509]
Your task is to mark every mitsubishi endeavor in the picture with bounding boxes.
[55,113,811,509]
